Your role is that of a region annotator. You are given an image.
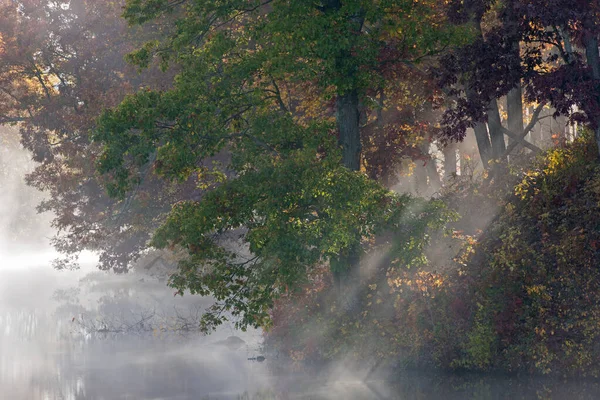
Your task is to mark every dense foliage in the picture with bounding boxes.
[267,134,600,376]
[454,134,600,375]
[0,0,190,272]
[93,0,465,330]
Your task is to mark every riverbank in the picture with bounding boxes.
[264,135,600,378]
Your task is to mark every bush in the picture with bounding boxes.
[265,133,600,377]
[450,133,600,375]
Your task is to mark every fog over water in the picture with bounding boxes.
[0,251,276,399]
[0,138,269,399]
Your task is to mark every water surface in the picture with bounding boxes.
[1,257,599,400]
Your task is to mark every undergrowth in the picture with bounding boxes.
[265,133,600,377]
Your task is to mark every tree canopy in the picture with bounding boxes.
[93,0,462,330]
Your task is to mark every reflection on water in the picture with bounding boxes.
[0,262,270,400]
[0,309,270,399]
[0,301,255,399]
[1,264,600,400]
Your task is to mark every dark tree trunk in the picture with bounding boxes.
[465,20,495,169]
[337,89,361,171]
[466,88,493,169]
[507,85,524,142]
[332,88,362,310]
[472,15,509,164]
[326,2,366,311]
[505,14,523,147]
[487,98,507,161]
[473,123,492,169]
[529,106,542,146]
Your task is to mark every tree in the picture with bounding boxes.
[95,0,461,330]
[438,0,600,164]
[510,0,600,156]
[0,0,197,272]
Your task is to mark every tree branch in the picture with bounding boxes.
[0,115,29,124]
[502,103,545,157]
[268,76,289,113]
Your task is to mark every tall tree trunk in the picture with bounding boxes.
[584,32,600,156]
[473,123,492,169]
[472,16,507,164]
[529,106,542,146]
[466,88,493,169]
[505,16,523,148]
[322,0,366,309]
[332,88,362,310]
[337,89,361,171]
[487,98,507,161]
[466,19,495,169]
[507,85,524,143]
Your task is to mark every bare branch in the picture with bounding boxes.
[502,103,545,157]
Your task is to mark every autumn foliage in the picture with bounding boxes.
[266,132,600,376]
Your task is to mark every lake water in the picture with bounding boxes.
[0,255,271,399]
[1,256,600,400]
